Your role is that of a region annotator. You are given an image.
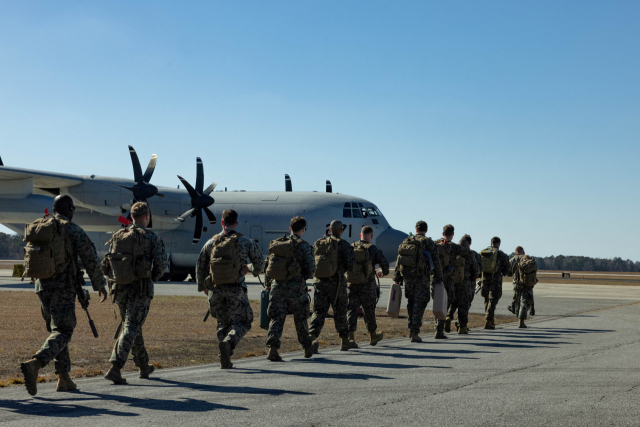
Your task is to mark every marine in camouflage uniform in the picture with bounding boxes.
[347,235,389,344]
[471,249,482,306]
[479,238,511,328]
[447,237,479,333]
[265,233,316,354]
[104,221,168,383]
[20,196,108,396]
[509,253,535,326]
[196,216,265,368]
[309,224,355,347]
[394,224,444,341]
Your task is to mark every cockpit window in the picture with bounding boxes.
[352,208,363,218]
[344,202,351,207]
[366,207,379,217]
[343,208,352,218]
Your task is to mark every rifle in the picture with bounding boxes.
[75,269,99,338]
[475,281,482,295]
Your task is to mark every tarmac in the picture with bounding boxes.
[1,271,640,426]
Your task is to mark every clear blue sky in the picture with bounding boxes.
[1,1,638,260]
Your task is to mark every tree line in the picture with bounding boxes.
[0,232,25,260]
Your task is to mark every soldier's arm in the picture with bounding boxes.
[373,246,390,276]
[302,242,316,280]
[71,225,107,292]
[429,240,444,284]
[343,241,356,270]
[501,253,512,276]
[196,241,213,292]
[507,257,517,277]
[150,234,169,282]
[247,239,265,276]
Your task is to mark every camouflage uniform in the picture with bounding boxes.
[34,214,106,374]
[479,247,511,321]
[447,249,479,328]
[196,229,265,349]
[509,255,535,320]
[347,241,389,334]
[309,235,355,339]
[106,225,168,369]
[394,235,443,334]
[266,234,316,349]
[434,239,465,304]
[470,250,482,305]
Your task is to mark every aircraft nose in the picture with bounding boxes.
[375,227,408,264]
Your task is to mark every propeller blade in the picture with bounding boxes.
[203,182,217,195]
[177,175,198,199]
[176,208,195,222]
[285,174,292,192]
[193,209,203,244]
[0,156,3,166]
[203,207,217,224]
[195,157,204,194]
[128,146,143,183]
[143,154,157,183]
[118,184,135,192]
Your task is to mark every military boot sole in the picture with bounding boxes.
[56,382,77,392]
[369,332,383,346]
[304,341,319,358]
[139,365,155,379]
[434,333,448,340]
[104,370,128,385]
[444,318,451,333]
[219,341,233,369]
[349,341,359,349]
[19,361,39,396]
[410,335,423,343]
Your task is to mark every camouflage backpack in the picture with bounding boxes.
[454,255,465,284]
[209,233,243,285]
[516,255,538,287]
[480,247,499,275]
[265,235,301,282]
[346,241,373,284]
[104,225,150,285]
[396,235,427,275]
[436,240,455,277]
[23,216,71,280]
[314,237,338,279]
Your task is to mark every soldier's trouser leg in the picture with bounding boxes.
[266,284,287,349]
[411,280,430,334]
[361,281,379,333]
[518,288,534,320]
[110,289,152,368]
[209,285,253,349]
[35,288,76,374]
[454,282,471,327]
[513,287,522,318]
[485,287,502,321]
[404,280,416,331]
[347,284,364,332]
[330,280,349,339]
[290,296,312,349]
[309,282,332,337]
[446,300,458,320]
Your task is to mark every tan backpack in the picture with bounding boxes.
[265,235,301,282]
[397,236,427,275]
[454,255,465,284]
[480,247,499,275]
[23,216,71,279]
[105,226,150,285]
[209,233,243,284]
[436,240,455,278]
[516,255,538,287]
[314,237,338,279]
[346,241,373,284]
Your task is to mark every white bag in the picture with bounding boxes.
[386,283,403,318]
[432,282,448,320]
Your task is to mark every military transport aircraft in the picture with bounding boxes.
[0,148,407,280]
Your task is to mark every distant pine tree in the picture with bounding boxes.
[0,232,25,260]
[509,253,640,273]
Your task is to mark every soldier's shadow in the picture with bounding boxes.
[234,366,394,381]
[298,356,455,369]
[145,377,313,397]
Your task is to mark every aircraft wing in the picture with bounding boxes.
[0,166,84,197]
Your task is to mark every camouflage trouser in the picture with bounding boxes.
[35,287,77,374]
[481,281,502,321]
[266,281,312,349]
[404,275,431,334]
[347,280,378,333]
[209,284,253,349]
[513,286,534,319]
[447,280,474,327]
[110,286,152,368]
[443,274,455,304]
[309,277,349,339]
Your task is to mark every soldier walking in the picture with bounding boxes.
[346,226,388,348]
[196,209,265,369]
[309,220,355,351]
[264,217,319,361]
[393,221,443,342]
[508,246,537,328]
[447,236,478,334]
[479,237,510,329]
[104,202,168,384]
[20,195,108,396]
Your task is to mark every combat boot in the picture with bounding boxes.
[348,331,359,349]
[20,358,44,396]
[369,330,383,346]
[267,346,283,362]
[309,333,320,354]
[219,341,233,369]
[410,332,422,343]
[304,341,319,358]
[435,319,448,339]
[340,336,350,351]
[104,362,127,385]
[458,326,468,335]
[56,372,77,392]
[444,317,452,333]
[518,319,527,329]
[139,364,155,379]
[484,320,495,330]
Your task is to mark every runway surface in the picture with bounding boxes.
[1,272,640,426]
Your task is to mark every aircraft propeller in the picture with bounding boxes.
[176,157,217,244]
[118,145,164,201]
